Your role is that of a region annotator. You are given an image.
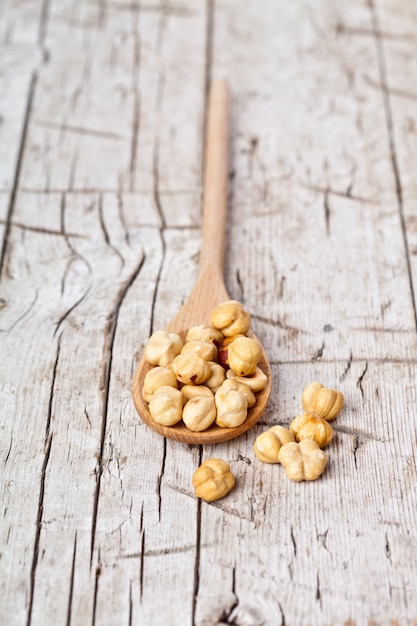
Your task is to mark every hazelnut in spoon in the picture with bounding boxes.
[132,80,271,444]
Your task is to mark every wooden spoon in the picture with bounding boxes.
[132,80,272,444]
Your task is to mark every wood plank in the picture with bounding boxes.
[215,0,417,364]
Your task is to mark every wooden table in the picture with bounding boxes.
[1,1,417,624]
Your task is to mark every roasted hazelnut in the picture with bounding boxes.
[171,353,211,385]
[228,336,262,376]
[186,325,223,346]
[142,366,178,403]
[226,367,268,392]
[148,386,183,426]
[182,396,216,432]
[192,458,235,501]
[217,335,245,369]
[218,379,256,407]
[254,425,295,463]
[181,340,217,362]
[278,439,327,481]
[181,384,214,404]
[204,361,226,393]
[290,413,334,448]
[215,388,248,428]
[210,300,251,337]
[302,382,344,421]
[144,330,183,367]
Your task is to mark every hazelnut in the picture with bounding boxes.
[210,300,251,337]
[171,353,211,385]
[181,340,217,362]
[215,388,248,428]
[217,335,245,369]
[205,361,226,393]
[192,458,235,501]
[290,413,334,448]
[148,386,183,426]
[218,379,256,408]
[144,330,183,367]
[226,367,268,392]
[228,336,262,376]
[278,439,327,481]
[302,382,344,421]
[254,425,295,463]
[186,325,223,346]
[182,396,216,432]
[142,366,178,403]
[181,384,213,404]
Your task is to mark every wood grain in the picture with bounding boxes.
[1,0,417,624]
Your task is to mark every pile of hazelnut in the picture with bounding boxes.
[254,382,344,481]
[141,300,268,432]
[191,382,345,502]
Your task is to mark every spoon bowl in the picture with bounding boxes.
[132,81,272,444]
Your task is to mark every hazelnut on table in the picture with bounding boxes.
[278,439,327,481]
[192,458,235,501]
[254,425,295,463]
[302,382,344,421]
[290,413,334,448]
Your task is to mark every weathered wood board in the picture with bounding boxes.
[1,1,417,625]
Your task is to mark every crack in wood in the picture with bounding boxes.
[333,425,386,443]
[337,21,417,42]
[0,220,86,239]
[54,286,92,337]
[128,580,133,626]
[219,567,239,624]
[91,551,102,626]
[368,0,417,334]
[324,187,330,236]
[129,92,141,192]
[98,193,125,267]
[0,72,37,281]
[302,182,378,205]
[340,351,353,382]
[3,289,38,334]
[312,341,325,361]
[356,361,368,399]
[149,228,166,336]
[60,193,92,293]
[191,446,203,626]
[90,252,146,563]
[139,530,145,603]
[157,438,167,522]
[26,335,61,625]
[65,532,77,626]
[33,118,126,141]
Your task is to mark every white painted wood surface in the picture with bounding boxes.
[1,1,417,624]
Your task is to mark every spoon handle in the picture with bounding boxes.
[199,80,230,278]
